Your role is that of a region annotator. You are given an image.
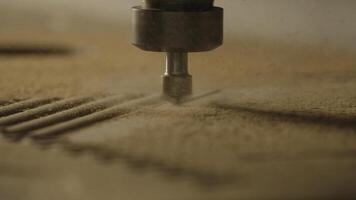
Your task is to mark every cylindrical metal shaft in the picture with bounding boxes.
[166,52,188,76]
[144,0,214,11]
[132,0,223,103]
[163,52,192,101]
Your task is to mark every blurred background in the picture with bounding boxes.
[0,0,355,50]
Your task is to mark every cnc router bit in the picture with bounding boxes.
[132,0,223,102]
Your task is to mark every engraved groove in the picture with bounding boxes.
[30,95,162,139]
[0,98,59,117]
[0,92,215,137]
[3,95,139,134]
[0,97,93,126]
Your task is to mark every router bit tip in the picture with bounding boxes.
[162,74,192,103]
